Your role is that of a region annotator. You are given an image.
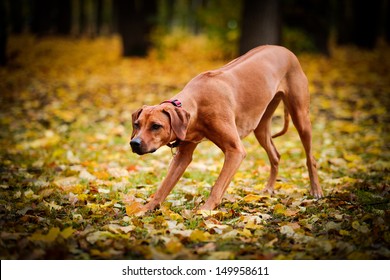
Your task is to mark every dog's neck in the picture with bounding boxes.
[160,99,182,107]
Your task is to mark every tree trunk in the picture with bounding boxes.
[57,0,72,35]
[386,0,390,43]
[114,0,157,57]
[282,0,331,55]
[0,0,7,66]
[239,0,281,55]
[96,0,104,35]
[31,0,55,35]
[336,0,381,49]
[9,0,24,34]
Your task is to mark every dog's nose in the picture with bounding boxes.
[130,138,142,153]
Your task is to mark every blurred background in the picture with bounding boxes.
[1,0,389,66]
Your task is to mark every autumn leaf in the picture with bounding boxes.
[125,201,145,216]
[189,229,210,242]
[60,227,75,239]
[273,203,287,215]
[29,227,61,243]
[165,238,184,254]
[243,194,263,202]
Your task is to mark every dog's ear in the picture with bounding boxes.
[163,107,190,141]
[131,107,143,139]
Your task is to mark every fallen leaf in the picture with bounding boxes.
[60,227,75,239]
[243,194,263,202]
[189,229,210,242]
[29,227,61,243]
[165,238,184,254]
[125,201,145,216]
[273,203,286,215]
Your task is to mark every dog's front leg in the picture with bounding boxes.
[144,142,198,211]
[200,144,246,210]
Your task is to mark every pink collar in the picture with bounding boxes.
[160,99,182,107]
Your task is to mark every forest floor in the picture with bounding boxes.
[0,35,389,259]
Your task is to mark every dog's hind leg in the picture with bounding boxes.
[254,95,282,194]
[284,77,323,198]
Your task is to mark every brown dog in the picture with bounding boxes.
[130,45,323,211]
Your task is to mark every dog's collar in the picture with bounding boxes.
[167,140,181,148]
[160,99,182,107]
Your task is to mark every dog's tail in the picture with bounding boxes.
[272,105,290,138]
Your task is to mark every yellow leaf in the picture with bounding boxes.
[196,210,220,217]
[245,218,263,230]
[243,194,262,203]
[339,122,360,133]
[44,200,62,211]
[351,221,369,234]
[339,229,350,236]
[93,170,110,180]
[239,228,252,238]
[343,153,361,162]
[273,203,286,215]
[29,227,60,242]
[46,227,61,242]
[169,212,184,222]
[60,227,75,239]
[189,229,210,242]
[125,201,144,216]
[165,238,184,254]
[29,232,45,242]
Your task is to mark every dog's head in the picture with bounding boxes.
[130,104,190,155]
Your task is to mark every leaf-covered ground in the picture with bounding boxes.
[0,35,389,260]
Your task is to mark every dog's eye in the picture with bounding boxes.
[151,124,162,131]
[133,123,140,129]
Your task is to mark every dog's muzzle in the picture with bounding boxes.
[130,138,143,154]
[130,138,157,155]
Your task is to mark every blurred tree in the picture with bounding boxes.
[96,0,104,34]
[199,0,241,56]
[57,0,72,35]
[283,0,331,55]
[239,0,281,55]
[386,0,390,43]
[156,0,175,31]
[31,0,55,35]
[30,0,72,35]
[0,0,7,65]
[78,0,88,35]
[78,0,99,36]
[336,0,381,49]
[114,0,158,56]
[96,0,113,35]
[9,0,24,34]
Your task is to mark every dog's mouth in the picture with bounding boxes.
[131,147,157,155]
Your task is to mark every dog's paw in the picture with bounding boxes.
[310,189,324,199]
[261,187,274,196]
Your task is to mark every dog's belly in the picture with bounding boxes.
[233,87,273,139]
[235,112,264,139]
